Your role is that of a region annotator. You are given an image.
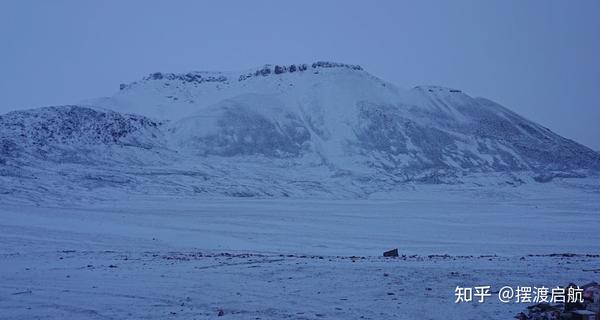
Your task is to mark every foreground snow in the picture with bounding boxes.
[2,250,598,320]
[1,192,599,319]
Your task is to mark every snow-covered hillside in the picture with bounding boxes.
[0,106,170,166]
[1,62,599,201]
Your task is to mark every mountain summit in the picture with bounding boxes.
[2,62,599,200]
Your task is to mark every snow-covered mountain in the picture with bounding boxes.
[2,62,599,201]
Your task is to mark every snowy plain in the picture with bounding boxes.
[1,182,599,320]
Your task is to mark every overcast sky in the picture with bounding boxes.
[1,0,599,149]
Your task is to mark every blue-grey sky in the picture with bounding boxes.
[1,0,599,149]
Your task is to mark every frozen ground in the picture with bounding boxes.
[1,191,599,319]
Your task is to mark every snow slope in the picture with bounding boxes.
[0,105,171,166]
[1,62,599,201]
